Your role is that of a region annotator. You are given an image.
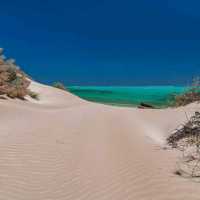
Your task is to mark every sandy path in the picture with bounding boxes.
[0,82,200,200]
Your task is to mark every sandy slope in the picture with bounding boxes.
[0,81,200,200]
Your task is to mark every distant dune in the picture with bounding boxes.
[0,80,200,200]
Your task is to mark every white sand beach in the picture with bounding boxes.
[1,81,200,200]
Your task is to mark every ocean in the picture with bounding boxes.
[68,86,187,108]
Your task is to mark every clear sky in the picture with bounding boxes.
[0,0,200,85]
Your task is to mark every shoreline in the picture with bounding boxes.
[68,85,187,108]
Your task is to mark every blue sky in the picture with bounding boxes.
[0,0,200,85]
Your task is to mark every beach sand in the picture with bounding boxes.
[0,81,200,200]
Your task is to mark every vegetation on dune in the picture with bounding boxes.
[0,48,38,100]
[28,90,39,100]
[168,112,200,178]
[171,77,200,107]
[167,78,200,178]
[53,82,67,91]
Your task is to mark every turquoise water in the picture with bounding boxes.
[68,86,187,108]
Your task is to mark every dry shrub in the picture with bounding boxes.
[173,77,200,107]
[167,112,200,178]
[53,82,66,90]
[0,48,37,99]
[3,75,30,99]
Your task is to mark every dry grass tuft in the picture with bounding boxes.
[53,82,67,91]
[172,77,200,107]
[28,90,39,100]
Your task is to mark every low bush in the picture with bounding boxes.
[172,77,200,107]
[0,48,36,99]
[53,82,66,90]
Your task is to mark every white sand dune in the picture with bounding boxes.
[0,81,200,200]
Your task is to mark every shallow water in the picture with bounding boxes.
[68,86,187,107]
